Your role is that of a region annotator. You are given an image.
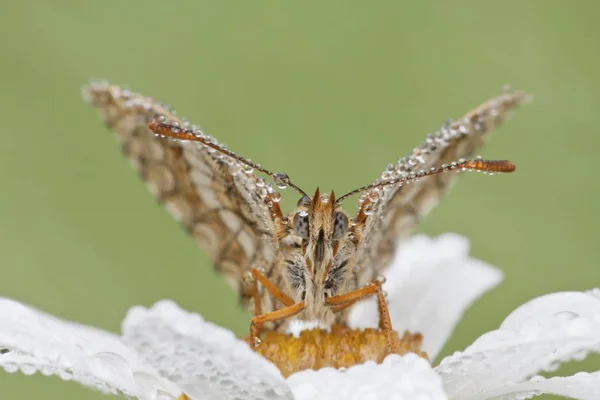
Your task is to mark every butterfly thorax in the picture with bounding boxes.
[280,188,355,322]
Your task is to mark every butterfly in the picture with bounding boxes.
[83,82,527,369]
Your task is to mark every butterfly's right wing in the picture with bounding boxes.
[83,82,282,306]
[351,89,530,287]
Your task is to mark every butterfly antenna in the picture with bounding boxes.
[148,120,309,198]
[336,158,516,205]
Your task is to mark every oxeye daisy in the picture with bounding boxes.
[1,234,598,400]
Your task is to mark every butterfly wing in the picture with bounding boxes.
[352,89,529,287]
[83,82,281,305]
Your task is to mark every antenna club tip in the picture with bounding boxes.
[465,159,516,173]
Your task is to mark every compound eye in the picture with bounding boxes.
[332,211,348,240]
[293,210,310,238]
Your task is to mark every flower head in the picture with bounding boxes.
[1,234,599,399]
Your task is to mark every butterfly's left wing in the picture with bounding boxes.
[351,89,529,288]
[83,82,283,308]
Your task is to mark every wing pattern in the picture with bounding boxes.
[84,82,281,304]
[353,89,530,287]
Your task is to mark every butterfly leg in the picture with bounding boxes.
[249,301,306,346]
[325,278,381,308]
[243,268,296,325]
[373,278,398,353]
[327,278,398,353]
[243,270,263,317]
[245,268,299,346]
[249,268,295,307]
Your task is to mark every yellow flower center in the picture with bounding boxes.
[251,324,427,377]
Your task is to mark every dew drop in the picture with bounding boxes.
[271,192,281,203]
[3,362,18,373]
[273,172,290,189]
[59,369,74,380]
[230,162,242,176]
[40,366,54,376]
[21,364,37,375]
[368,190,380,202]
[381,170,393,180]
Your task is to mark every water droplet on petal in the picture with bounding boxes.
[3,362,18,373]
[59,369,74,380]
[40,365,54,376]
[21,364,37,375]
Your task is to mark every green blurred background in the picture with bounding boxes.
[1,1,598,399]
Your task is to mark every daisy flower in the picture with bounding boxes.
[1,234,599,400]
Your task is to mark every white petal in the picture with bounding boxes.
[348,234,502,359]
[286,320,331,337]
[477,371,600,400]
[436,290,600,400]
[121,300,293,400]
[287,353,447,400]
[0,298,180,400]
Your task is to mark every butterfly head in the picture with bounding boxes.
[292,188,349,271]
